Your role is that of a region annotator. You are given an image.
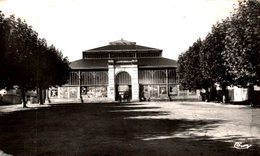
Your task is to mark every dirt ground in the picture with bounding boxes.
[0,102,259,156]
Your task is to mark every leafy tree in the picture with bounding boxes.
[0,13,70,107]
[223,0,260,104]
[178,0,260,103]
[223,0,260,87]
[0,12,6,87]
[0,11,12,88]
[177,52,188,88]
[200,20,233,101]
[201,21,228,84]
[177,39,204,90]
[186,39,204,90]
[31,38,48,104]
[6,17,39,107]
[35,44,70,104]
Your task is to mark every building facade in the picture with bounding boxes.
[48,39,178,102]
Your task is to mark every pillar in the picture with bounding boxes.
[131,65,139,101]
[78,70,81,99]
[108,60,115,101]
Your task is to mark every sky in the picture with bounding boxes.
[0,0,239,61]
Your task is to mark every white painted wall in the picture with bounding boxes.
[113,64,139,101]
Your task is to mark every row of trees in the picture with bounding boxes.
[0,11,70,107]
[177,0,260,104]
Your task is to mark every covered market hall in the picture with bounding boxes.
[48,39,178,102]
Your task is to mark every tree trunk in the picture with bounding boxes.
[209,85,217,101]
[39,87,44,105]
[248,85,255,107]
[221,84,228,104]
[205,87,210,102]
[21,88,27,108]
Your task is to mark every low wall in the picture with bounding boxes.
[49,97,113,103]
[170,89,201,101]
[0,95,22,104]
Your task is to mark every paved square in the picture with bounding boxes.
[0,102,259,155]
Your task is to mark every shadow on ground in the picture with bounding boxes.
[0,103,259,156]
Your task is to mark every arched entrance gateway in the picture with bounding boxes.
[115,71,132,102]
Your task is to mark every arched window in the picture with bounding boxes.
[116,71,131,85]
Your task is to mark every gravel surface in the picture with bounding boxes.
[0,102,259,156]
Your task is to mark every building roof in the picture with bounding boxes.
[138,57,177,68]
[69,59,108,70]
[109,39,136,45]
[70,57,177,70]
[84,39,162,52]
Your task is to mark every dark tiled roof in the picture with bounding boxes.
[138,57,177,68]
[85,45,162,52]
[70,57,177,70]
[84,39,162,52]
[69,59,108,69]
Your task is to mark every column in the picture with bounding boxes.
[131,65,139,101]
[166,69,169,100]
[108,60,115,101]
[78,70,81,99]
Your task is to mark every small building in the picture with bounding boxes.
[49,39,177,102]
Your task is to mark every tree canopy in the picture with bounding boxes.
[177,0,260,102]
[177,39,204,90]
[223,0,260,87]
[0,11,70,106]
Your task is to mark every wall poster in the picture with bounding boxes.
[69,87,78,98]
[60,87,68,99]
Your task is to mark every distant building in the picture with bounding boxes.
[49,39,177,102]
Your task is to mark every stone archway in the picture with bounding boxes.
[115,71,132,101]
